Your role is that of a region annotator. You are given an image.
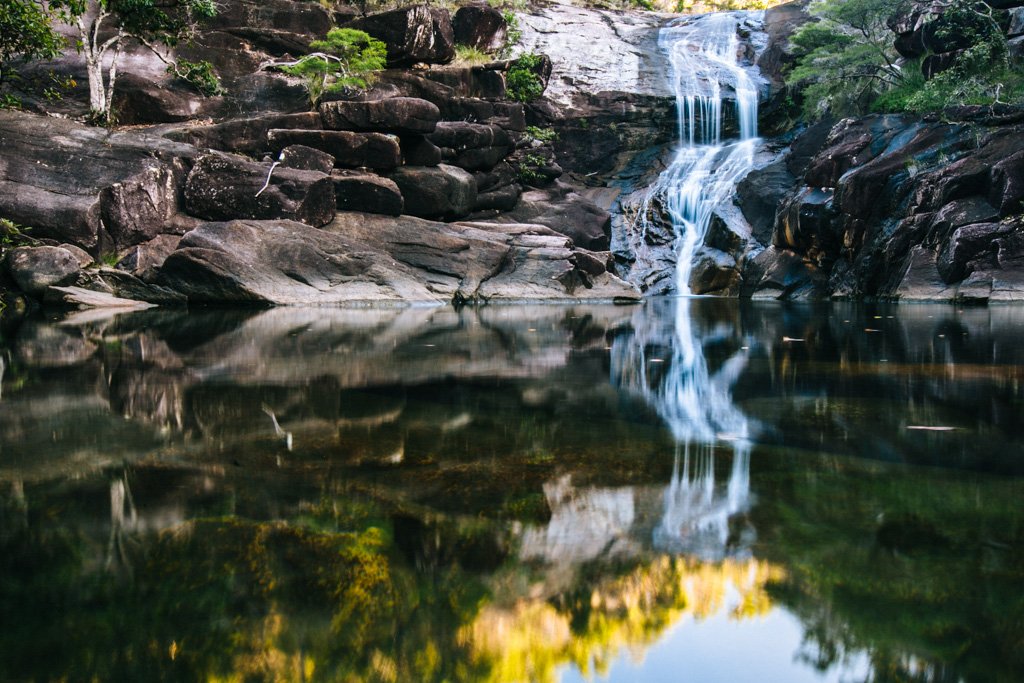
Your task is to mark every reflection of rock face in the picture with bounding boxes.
[520,475,639,564]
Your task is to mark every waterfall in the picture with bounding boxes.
[636,13,762,294]
[611,298,755,560]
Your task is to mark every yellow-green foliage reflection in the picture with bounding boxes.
[460,557,784,682]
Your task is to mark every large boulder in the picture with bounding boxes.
[5,246,81,296]
[332,172,404,216]
[111,73,207,125]
[344,5,456,67]
[319,98,440,134]
[163,112,322,156]
[495,182,611,251]
[427,122,512,171]
[389,165,477,219]
[0,111,195,253]
[453,5,507,52]
[155,215,640,305]
[183,152,336,227]
[157,219,439,304]
[267,130,401,170]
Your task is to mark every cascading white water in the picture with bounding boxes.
[637,13,762,294]
[611,298,754,560]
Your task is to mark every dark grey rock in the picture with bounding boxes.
[267,130,401,170]
[453,5,507,52]
[400,135,443,167]
[183,152,336,227]
[332,172,404,216]
[389,164,477,219]
[0,111,195,252]
[5,246,81,296]
[319,97,440,134]
[344,6,456,67]
[279,145,336,174]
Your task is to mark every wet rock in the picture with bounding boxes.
[5,246,81,296]
[0,111,195,252]
[183,152,336,227]
[389,165,477,219]
[267,129,401,170]
[741,246,826,300]
[344,6,456,67]
[690,247,740,296]
[452,5,507,52]
[736,159,797,244]
[279,145,336,174]
[937,221,1015,284]
[894,246,956,301]
[319,97,440,134]
[332,172,404,216]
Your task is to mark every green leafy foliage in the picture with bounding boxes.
[278,27,386,108]
[525,125,558,142]
[787,0,909,119]
[506,52,544,103]
[498,9,521,59]
[168,58,222,96]
[789,0,1022,118]
[0,0,65,75]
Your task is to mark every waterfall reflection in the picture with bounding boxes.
[613,297,754,561]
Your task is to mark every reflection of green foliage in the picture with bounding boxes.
[757,454,1024,681]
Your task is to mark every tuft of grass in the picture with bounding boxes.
[454,44,491,66]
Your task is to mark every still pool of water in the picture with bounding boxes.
[1,298,1022,682]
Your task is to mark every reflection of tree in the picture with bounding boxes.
[755,455,1024,682]
[460,557,783,683]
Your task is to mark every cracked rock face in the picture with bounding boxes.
[516,4,673,109]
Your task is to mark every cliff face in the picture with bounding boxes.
[731,0,1024,303]
[1,1,648,308]
[742,108,1024,302]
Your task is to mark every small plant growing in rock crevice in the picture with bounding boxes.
[505,53,544,102]
[270,28,386,108]
[454,44,490,66]
[168,58,223,96]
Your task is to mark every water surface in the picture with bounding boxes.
[1,299,1022,682]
